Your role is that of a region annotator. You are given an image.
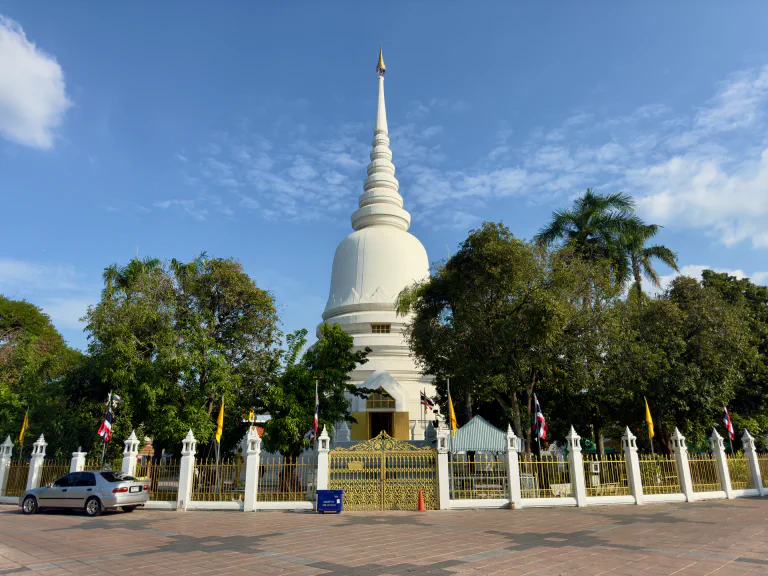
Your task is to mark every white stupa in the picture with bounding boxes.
[320,48,436,442]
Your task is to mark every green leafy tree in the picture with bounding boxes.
[610,276,755,451]
[262,324,370,458]
[84,255,281,460]
[701,271,768,446]
[0,296,85,457]
[397,222,580,449]
[542,257,627,455]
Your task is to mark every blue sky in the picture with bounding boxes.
[2,3,768,350]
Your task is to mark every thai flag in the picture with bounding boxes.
[421,391,435,411]
[534,394,548,441]
[97,405,113,443]
[723,404,735,441]
[309,381,319,443]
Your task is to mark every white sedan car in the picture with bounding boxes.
[21,470,150,517]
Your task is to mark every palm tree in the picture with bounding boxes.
[102,257,163,295]
[535,189,637,283]
[621,222,679,303]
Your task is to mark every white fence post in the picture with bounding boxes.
[26,434,47,491]
[70,448,86,473]
[0,436,13,496]
[177,429,197,511]
[741,429,763,494]
[710,428,733,498]
[316,425,330,491]
[122,431,140,476]
[243,426,262,512]
[436,426,450,510]
[671,428,694,501]
[566,427,587,507]
[621,427,644,505]
[505,425,522,509]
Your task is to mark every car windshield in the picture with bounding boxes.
[99,472,137,482]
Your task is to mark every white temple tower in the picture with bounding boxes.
[320,48,435,441]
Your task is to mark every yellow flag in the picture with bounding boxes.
[215,401,224,443]
[18,410,28,446]
[248,408,255,421]
[448,394,458,436]
[644,397,655,439]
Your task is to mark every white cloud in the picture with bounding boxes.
[694,66,768,133]
[171,61,768,245]
[634,149,768,248]
[154,198,207,220]
[41,297,93,330]
[0,258,98,340]
[0,16,71,148]
[0,258,79,291]
[753,272,768,286]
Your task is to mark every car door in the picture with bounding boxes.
[41,472,78,507]
[68,472,97,508]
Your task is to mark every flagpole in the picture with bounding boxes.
[534,395,541,456]
[421,389,424,436]
[447,377,454,498]
[101,391,111,467]
[19,406,28,460]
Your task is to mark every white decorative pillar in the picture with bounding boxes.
[177,429,197,511]
[710,428,732,498]
[505,425,522,509]
[26,434,47,491]
[0,436,13,496]
[242,426,262,512]
[741,429,763,494]
[671,428,694,501]
[566,426,587,506]
[315,425,330,492]
[621,427,644,505]
[70,448,86,473]
[121,431,140,476]
[436,426,450,510]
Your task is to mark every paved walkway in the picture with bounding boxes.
[1,499,767,575]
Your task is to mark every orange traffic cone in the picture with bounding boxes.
[417,488,426,512]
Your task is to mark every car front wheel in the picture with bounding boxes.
[84,497,102,517]
[21,496,38,515]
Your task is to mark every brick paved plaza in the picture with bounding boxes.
[1,499,767,575]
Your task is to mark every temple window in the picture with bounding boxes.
[367,388,396,410]
[371,323,391,334]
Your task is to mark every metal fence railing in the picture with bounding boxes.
[519,455,572,498]
[39,459,70,487]
[583,453,630,496]
[727,453,751,490]
[258,453,316,502]
[638,454,680,494]
[758,455,768,488]
[191,458,245,501]
[689,454,720,492]
[83,457,122,471]
[4,461,29,497]
[134,459,180,501]
[450,453,508,500]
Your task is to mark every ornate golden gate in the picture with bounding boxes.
[329,431,438,511]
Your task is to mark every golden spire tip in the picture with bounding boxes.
[376,44,386,76]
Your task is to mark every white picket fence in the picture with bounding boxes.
[1,425,766,511]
